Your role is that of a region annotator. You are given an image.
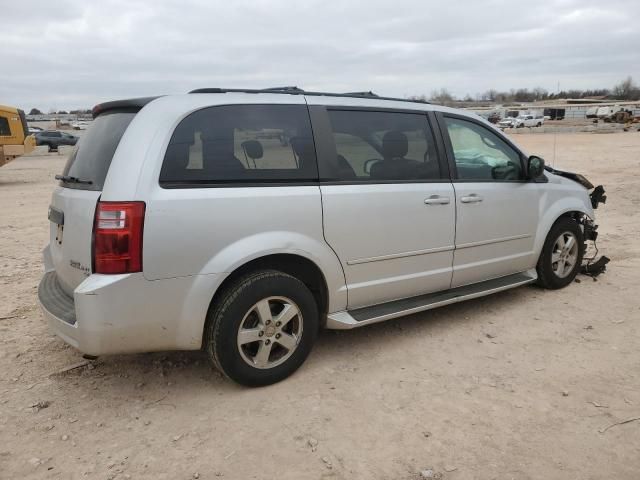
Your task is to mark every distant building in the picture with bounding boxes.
[467,100,640,120]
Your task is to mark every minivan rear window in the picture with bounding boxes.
[60,111,135,190]
[159,104,318,186]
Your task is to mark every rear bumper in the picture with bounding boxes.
[38,252,223,355]
[39,271,77,325]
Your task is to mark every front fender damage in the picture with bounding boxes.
[579,187,609,278]
[545,165,610,278]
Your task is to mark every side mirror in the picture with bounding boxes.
[527,155,545,179]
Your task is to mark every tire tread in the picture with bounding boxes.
[536,217,584,289]
[204,270,315,385]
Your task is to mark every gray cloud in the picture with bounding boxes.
[3,0,639,110]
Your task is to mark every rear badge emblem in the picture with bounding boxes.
[69,260,90,276]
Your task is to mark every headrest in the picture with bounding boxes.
[241,140,263,160]
[382,130,408,159]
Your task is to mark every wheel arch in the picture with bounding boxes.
[534,201,593,260]
[218,253,330,313]
[200,253,333,349]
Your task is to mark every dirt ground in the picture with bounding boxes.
[1,132,639,480]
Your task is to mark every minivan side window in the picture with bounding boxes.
[444,117,523,181]
[323,110,441,182]
[0,117,11,136]
[160,105,318,185]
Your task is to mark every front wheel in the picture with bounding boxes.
[536,217,584,289]
[204,270,319,386]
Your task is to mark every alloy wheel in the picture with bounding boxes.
[236,296,303,369]
[551,231,579,278]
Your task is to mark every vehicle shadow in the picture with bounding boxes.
[313,285,534,356]
[47,285,537,395]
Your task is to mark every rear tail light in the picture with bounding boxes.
[93,201,145,274]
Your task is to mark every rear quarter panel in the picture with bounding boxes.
[112,95,348,313]
[142,185,347,312]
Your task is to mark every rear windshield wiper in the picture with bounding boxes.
[55,174,93,185]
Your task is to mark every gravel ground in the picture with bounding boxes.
[1,132,639,480]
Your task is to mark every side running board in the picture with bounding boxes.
[326,271,537,329]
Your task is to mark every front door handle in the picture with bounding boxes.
[460,194,483,204]
[424,195,450,205]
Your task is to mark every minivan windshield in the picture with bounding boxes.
[60,111,135,190]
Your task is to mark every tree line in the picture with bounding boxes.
[414,76,640,106]
[28,108,92,115]
[26,77,640,113]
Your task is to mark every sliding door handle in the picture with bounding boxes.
[424,195,450,205]
[460,194,483,204]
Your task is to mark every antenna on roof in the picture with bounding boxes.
[552,80,559,168]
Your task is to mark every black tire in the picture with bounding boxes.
[537,122,542,127]
[536,217,584,289]
[204,270,319,386]
[47,143,56,152]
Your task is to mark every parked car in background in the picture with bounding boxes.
[38,88,604,386]
[500,115,544,129]
[35,130,78,151]
[515,115,543,128]
[71,121,90,130]
[28,125,43,134]
[596,105,623,119]
[586,106,599,119]
[498,117,517,129]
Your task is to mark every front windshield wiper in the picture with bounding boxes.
[55,174,93,185]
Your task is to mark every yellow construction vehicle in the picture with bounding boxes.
[1,104,36,166]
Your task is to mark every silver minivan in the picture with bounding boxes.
[38,88,604,386]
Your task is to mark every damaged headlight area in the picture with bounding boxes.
[546,165,594,189]
[578,215,610,278]
[545,166,607,210]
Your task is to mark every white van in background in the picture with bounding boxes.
[596,105,623,119]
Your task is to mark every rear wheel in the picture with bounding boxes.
[204,270,319,386]
[536,217,584,289]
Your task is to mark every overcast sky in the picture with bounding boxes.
[3,0,639,111]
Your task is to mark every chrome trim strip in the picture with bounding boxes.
[456,233,531,250]
[346,245,455,266]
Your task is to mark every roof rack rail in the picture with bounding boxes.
[188,87,430,105]
[261,86,305,93]
[343,91,379,97]
[189,87,306,95]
